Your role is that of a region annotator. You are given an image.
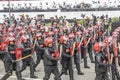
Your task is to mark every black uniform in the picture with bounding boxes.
[60,42,74,80]
[111,43,120,80]
[21,40,37,78]
[74,36,84,75]
[74,45,84,75]
[43,45,61,80]
[1,44,24,80]
[95,51,109,80]
[87,35,95,63]
[0,44,8,73]
[81,37,90,68]
[34,38,44,69]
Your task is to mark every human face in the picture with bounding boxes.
[10,41,14,45]
[63,41,67,44]
[23,39,27,43]
[48,43,52,47]
[37,37,41,40]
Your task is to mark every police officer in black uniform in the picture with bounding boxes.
[81,31,90,68]
[87,28,95,63]
[43,37,61,80]
[74,32,84,75]
[59,36,74,80]
[34,33,45,70]
[1,37,25,80]
[21,35,37,78]
[94,42,109,80]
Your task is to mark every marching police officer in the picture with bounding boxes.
[59,36,74,80]
[21,35,37,78]
[94,42,110,80]
[1,37,24,80]
[34,33,45,70]
[43,37,61,80]
[74,32,84,75]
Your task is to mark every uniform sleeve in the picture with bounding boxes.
[38,46,45,51]
[45,48,57,61]
[96,54,107,66]
[62,52,71,58]
[34,44,44,51]
[21,44,32,53]
[62,45,71,58]
[22,48,32,53]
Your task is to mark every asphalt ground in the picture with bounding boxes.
[0,54,96,80]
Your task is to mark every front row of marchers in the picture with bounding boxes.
[0,23,120,80]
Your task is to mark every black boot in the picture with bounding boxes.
[64,70,68,75]
[30,66,38,78]
[30,71,38,78]
[30,74,38,78]
[16,72,25,80]
[76,63,84,75]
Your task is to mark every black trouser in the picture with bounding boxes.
[35,52,43,69]
[43,65,61,80]
[88,43,94,63]
[60,59,74,80]
[95,71,109,80]
[112,60,120,80]
[1,60,23,80]
[0,52,9,72]
[74,51,82,73]
[22,57,35,77]
[95,63,109,80]
[81,46,88,67]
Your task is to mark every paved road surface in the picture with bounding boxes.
[0,56,96,80]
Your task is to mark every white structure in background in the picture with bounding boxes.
[0,0,120,10]
[0,0,120,22]
[91,0,120,8]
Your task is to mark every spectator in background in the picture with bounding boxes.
[73,18,77,27]
[55,15,59,23]
[85,16,90,29]
[25,15,31,26]
[92,14,97,26]
[16,18,20,26]
[72,18,78,31]
[41,16,45,26]
[50,17,55,26]
[11,14,15,20]
[59,16,64,26]
[30,18,36,27]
